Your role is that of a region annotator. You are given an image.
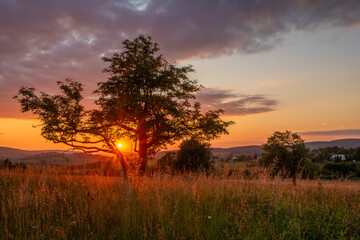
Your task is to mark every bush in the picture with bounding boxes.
[173,138,212,172]
[320,162,360,179]
[0,159,27,171]
[1,158,12,169]
[301,160,320,179]
[351,148,360,161]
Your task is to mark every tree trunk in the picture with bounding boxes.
[116,150,129,180]
[138,130,148,176]
[139,150,147,176]
[292,174,297,186]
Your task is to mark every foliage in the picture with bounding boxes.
[1,158,12,169]
[96,35,233,173]
[301,159,320,179]
[173,138,212,172]
[320,162,360,179]
[310,146,357,163]
[1,168,360,239]
[262,130,309,184]
[0,158,27,170]
[351,148,360,161]
[14,35,233,177]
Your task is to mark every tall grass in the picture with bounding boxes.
[0,168,359,239]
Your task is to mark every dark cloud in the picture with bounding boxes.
[1,0,360,118]
[301,129,360,136]
[196,88,276,116]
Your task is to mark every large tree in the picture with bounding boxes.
[14,35,233,178]
[262,130,309,184]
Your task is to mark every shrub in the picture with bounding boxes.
[320,162,360,179]
[1,159,27,171]
[301,160,320,179]
[173,138,212,172]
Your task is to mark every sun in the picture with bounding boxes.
[117,143,123,148]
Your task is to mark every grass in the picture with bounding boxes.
[0,168,359,239]
[222,160,258,170]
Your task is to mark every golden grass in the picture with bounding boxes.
[0,168,359,239]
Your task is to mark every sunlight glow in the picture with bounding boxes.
[117,143,123,148]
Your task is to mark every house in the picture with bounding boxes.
[330,154,346,161]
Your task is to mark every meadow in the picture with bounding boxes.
[0,168,359,240]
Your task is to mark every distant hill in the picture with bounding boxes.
[156,139,360,159]
[0,147,63,161]
[0,147,117,166]
[1,139,360,164]
[305,139,360,149]
[210,145,263,158]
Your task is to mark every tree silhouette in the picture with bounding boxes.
[174,138,212,172]
[14,35,233,178]
[262,130,309,184]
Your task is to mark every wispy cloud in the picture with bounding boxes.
[1,0,360,118]
[301,129,360,136]
[196,88,276,116]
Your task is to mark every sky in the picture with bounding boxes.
[0,0,360,150]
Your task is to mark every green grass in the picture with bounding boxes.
[0,168,359,239]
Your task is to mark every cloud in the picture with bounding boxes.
[1,0,360,118]
[196,88,276,116]
[301,129,360,136]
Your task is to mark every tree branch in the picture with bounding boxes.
[60,142,114,154]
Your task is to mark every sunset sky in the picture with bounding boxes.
[0,0,360,151]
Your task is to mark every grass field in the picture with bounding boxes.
[1,168,359,239]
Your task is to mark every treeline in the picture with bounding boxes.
[302,161,360,180]
[0,158,27,170]
[320,162,360,179]
[311,147,360,163]
[300,147,360,179]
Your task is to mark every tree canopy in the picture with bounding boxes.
[174,138,212,172]
[14,35,233,178]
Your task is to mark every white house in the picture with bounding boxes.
[330,154,346,161]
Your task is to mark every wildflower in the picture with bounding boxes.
[91,196,95,200]
[208,216,211,219]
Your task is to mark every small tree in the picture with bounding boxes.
[174,138,212,172]
[14,35,233,178]
[262,130,309,184]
